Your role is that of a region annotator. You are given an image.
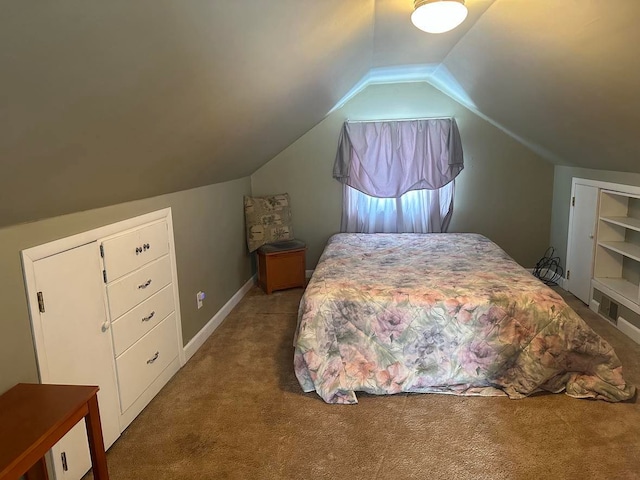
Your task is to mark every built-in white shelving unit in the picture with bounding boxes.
[593,189,640,308]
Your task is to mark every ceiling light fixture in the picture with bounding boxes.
[411,0,468,34]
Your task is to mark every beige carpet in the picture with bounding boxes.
[85,285,640,480]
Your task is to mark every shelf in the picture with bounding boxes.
[593,277,639,303]
[600,216,640,233]
[598,241,640,263]
[602,189,640,201]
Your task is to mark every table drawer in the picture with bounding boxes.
[115,313,178,413]
[112,285,175,357]
[107,255,172,319]
[102,221,169,281]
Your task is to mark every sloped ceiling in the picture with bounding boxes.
[1,0,638,228]
[442,0,640,171]
[0,0,374,227]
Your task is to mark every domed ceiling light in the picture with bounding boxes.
[411,0,468,34]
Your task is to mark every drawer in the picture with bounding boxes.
[116,312,178,413]
[112,285,175,357]
[107,255,172,319]
[102,221,170,281]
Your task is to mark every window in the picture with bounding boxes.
[342,183,454,233]
[333,118,464,233]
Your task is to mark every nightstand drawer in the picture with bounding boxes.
[116,313,178,413]
[112,285,175,357]
[107,255,172,319]
[102,221,169,281]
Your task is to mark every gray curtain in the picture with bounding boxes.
[333,118,464,198]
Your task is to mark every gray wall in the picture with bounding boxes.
[0,177,252,394]
[551,165,640,269]
[251,82,554,268]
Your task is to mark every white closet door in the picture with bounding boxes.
[33,242,120,480]
[567,184,599,304]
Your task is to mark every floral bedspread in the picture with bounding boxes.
[294,233,635,403]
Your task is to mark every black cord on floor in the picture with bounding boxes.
[532,247,564,286]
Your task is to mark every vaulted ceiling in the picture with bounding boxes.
[1,0,638,228]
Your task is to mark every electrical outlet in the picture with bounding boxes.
[196,291,205,309]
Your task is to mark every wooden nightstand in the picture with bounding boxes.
[257,240,306,294]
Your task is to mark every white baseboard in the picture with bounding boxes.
[305,269,314,279]
[183,275,256,362]
[618,317,640,345]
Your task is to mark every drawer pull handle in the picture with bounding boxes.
[147,351,160,364]
[142,311,156,322]
[135,244,151,255]
[138,279,152,289]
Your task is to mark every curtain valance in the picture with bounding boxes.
[333,118,464,198]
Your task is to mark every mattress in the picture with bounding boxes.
[293,233,635,403]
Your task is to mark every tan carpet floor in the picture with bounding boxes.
[86,285,640,480]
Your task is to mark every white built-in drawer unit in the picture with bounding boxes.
[100,218,182,426]
[23,208,183,480]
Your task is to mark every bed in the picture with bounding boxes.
[293,233,635,403]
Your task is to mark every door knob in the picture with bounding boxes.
[101,321,111,332]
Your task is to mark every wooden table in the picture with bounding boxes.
[0,383,109,480]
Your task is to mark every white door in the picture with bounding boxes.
[33,242,120,480]
[566,184,599,304]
